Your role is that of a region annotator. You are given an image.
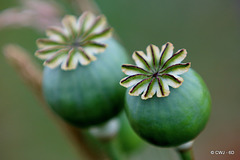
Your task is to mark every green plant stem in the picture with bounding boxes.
[102,140,122,160]
[88,119,123,160]
[176,148,194,160]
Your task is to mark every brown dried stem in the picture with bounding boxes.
[3,44,104,160]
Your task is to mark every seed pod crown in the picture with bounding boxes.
[120,42,191,100]
[35,12,112,70]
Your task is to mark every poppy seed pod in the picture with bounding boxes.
[120,43,211,147]
[35,12,129,127]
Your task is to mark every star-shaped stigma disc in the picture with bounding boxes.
[120,42,191,100]
[35,12,112,70]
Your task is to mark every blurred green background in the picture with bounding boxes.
[0,0,239,160]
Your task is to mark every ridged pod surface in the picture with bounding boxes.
[125,69,211,147]
[43,38,129,127]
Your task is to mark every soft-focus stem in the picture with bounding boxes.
[89,118,122,160]
[103,140,122,160]
[176,148,194,160]
[75,0,101,14]
[176,141,195,160]
[58,0,79,15]
[3,45,105,160]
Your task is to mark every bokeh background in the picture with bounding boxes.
[0,0,239,160]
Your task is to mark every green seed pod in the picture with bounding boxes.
[35,12,129,127]
[120,43,211,147]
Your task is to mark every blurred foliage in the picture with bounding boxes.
[116,112,145,154]
[0,0,240,160]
